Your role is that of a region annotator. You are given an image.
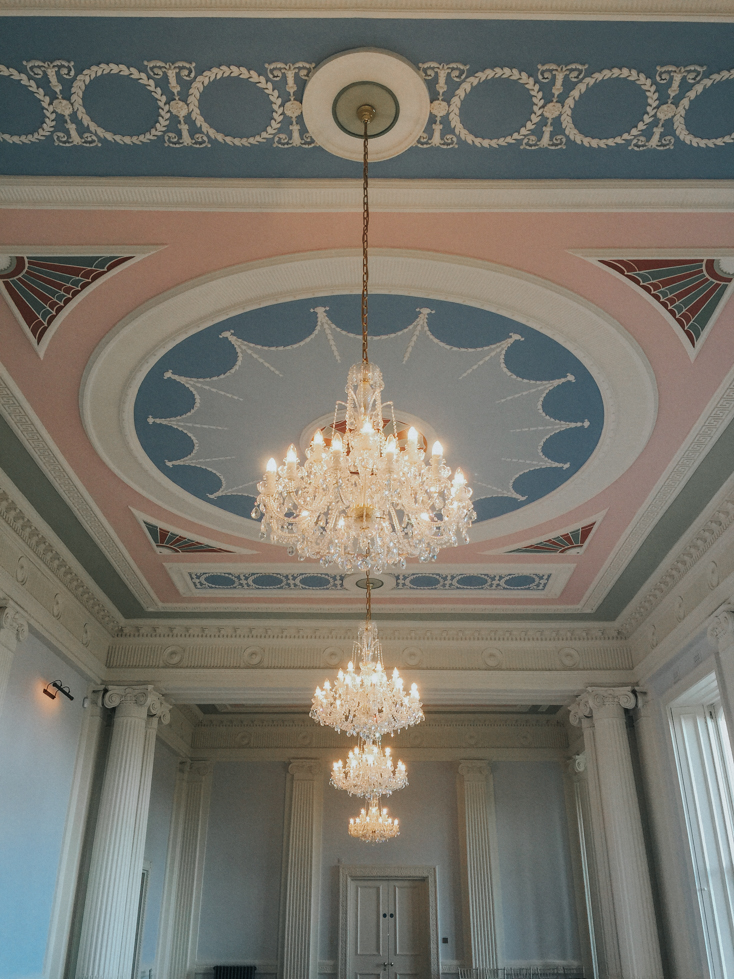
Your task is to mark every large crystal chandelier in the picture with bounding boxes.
[254,104,475,574]
[310,575,424,741]
[331,740,408,797]
[349,795,400,843]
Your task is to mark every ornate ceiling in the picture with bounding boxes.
[1,5,734,627]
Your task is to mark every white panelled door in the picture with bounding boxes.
[349,877,430,979]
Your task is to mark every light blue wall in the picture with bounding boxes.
[197,760,287,966]
[0,631,86,979]
[319,759,464,967]
[493,760,581,966]
[139,739,180,973]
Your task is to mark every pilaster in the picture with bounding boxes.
[156,760,213,979]
[0,599,28,717]
[633,692,707,978]
[570,688,663,979]
[575,716,622,978]
[456,761,500,969]
[75,685,170,979]
[562,755,596,979]
[281,759,323,979]
[707,606,734,758]
[44,687,106,979]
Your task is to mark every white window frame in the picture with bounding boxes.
[670,674,734,979]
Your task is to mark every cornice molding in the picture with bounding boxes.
[621,486,734,638]
[109,624,631,673]
[115,623,624,641]
[1,178,733,213]
[0,370,155,610]
[0,1,733,17]
[584,368,734,613]
[192,711,568,750]
[0,485,120,633]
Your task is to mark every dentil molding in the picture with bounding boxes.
[2,179,734,213]
[0,485,120,633]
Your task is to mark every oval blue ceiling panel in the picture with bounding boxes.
[134,293,604,525]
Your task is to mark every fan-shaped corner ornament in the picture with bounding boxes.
[0,250,153,357]
[593,255,734,359]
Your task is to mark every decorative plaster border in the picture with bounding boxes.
[165,562,574,600]
[621,474,734,638]
[0,1,733,18]
[1,178,733,212]
[583,363,734,612]
[0,476,120,632]
[193,711,568,750]
[0,367,157,609]
[81,248,656,546]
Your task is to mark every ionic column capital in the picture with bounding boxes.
[288,758,321,780]
[708,605,734,653]
[458,760,490,782]
[0,600,28,650]
[569,686,638,725]
[567,752,587,777]
[103,684,171,723]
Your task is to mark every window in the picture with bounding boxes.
[670,676,734,979]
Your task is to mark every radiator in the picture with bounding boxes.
[213,967,256,979]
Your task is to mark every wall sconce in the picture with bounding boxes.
[43,680,74,702]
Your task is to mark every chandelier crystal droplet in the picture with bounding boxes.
[253,105,475,574]
[331,739,408,797]
[349,794,400,843]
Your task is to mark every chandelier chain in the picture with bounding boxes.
[365,572,371,621]
[361,116,369,365]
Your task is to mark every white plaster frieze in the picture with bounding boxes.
[191,711,568,751]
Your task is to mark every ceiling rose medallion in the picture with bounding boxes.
[254,96,476,575]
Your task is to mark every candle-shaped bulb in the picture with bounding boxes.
[361,418,373,435]
[266,457,277,472]
[313,429,324,446]
[453,467,466,486]
[286,444,298,464]
[332,433,343,452]
[407,426,418,445]
[432,440,443,459]
[385,435,398,456]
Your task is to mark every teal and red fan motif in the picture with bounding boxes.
[510,521,596,555]
[598,258,734,352]
[143,520,233,554]
[0,254,134,351]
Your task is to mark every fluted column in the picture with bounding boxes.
[577,717,622,978]
[281,759,322,979]
[75,685,170,979]
[0,600,28,718]
[156,760,212,979]
[457,761,499,969]
[708,606,734,758]
[570,688,663,979]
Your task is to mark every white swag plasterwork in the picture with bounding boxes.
[1,58,733,151]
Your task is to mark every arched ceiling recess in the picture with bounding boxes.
[81,249,656,546]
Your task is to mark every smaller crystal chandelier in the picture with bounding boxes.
[331,739,408,797]
[310,575,424,741]
[349,794,400,843]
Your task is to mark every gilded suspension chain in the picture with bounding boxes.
[365,571,372,621]
[361,115,369,365]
